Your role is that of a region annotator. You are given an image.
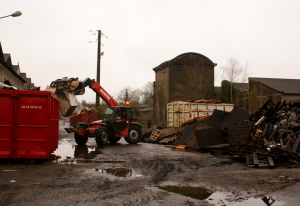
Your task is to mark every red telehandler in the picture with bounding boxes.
[50,78,142,146]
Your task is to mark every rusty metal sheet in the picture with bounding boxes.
[177,124,197,146]
[220,107,250,135]
[207,110,229,128]
[195,126,224,150]
[186,133,199,149]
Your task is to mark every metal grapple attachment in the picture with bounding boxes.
[50,77,85,95]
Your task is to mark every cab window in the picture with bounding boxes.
[103,108,114,122]
[131,109,138,120]
[126,108,132,119]
[115,108,126,120]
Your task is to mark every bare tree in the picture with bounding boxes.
[116,86,144,105]
[142,81,154,104]
[131,88,143,104]
[221,57,252,103]
[116,86,132,104]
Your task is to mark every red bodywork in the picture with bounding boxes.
[70,109,99,127]
[0,90,60,159]
[65,123,130,138]
[89,81,119,107]
[64,78,139,139]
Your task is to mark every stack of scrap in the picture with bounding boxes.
[142,123,166,140]
[174,116,212,150]
[145,127,179,144]
[194,99,218,103]
[181,116,209,127]
[143,117,210,145]
[229,99,300,167]
[143,98,300,168]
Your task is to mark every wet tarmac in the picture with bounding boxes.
[158,184,285,205]
[50,120,293,205]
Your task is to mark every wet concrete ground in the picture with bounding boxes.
[0,120,300,205]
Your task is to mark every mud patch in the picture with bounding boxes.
[158,184,285,205]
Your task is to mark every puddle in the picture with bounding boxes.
[77,160,126,163]
[159,185,213,200]
[54,142,103,160]
[158,185,285,205]
[93,168,138,177]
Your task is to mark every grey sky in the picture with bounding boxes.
[1,0,300,103]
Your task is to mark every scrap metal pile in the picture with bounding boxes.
[143,99,300,168]
[230,99,300,168]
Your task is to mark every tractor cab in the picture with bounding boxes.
[102,106,138,133]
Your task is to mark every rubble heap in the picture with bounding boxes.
[144,99,300,168]
[229,100,300,168]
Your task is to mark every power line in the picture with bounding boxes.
[0,33,153,67]
[0,22,155,67]
[105,45,153,67]
[0,21,90,34]
[104,34,155,66]
[0,33,90,42]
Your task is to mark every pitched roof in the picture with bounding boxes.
[13,65,20,74]
[0,53,26,83]
[232,83,248,93]
[250,77,300,94]
[153,52,217,72]
[4,54,12,68]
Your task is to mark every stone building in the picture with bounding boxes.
[153,52,217,122]
[248,77,300,108]
[0,42,34,90]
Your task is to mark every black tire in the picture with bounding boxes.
[74,125,88,145]
[95,126,109,146]
[109,137,121,144]
[125,125,142,144]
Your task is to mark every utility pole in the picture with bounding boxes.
[96,30,101,107]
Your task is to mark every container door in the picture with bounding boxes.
[0,90,14,159]
[13,91,50,159]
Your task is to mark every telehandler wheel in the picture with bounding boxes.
[109,137,121,144]
[95,126,109,146]
[74,125,88,145]
[125,125,142,144]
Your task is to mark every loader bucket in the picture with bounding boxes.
[74,81,85,95]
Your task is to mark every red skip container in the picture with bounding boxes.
[70,110,98,127]
[0,90,60,159]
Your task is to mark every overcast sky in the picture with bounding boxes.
[1,0,300,103]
